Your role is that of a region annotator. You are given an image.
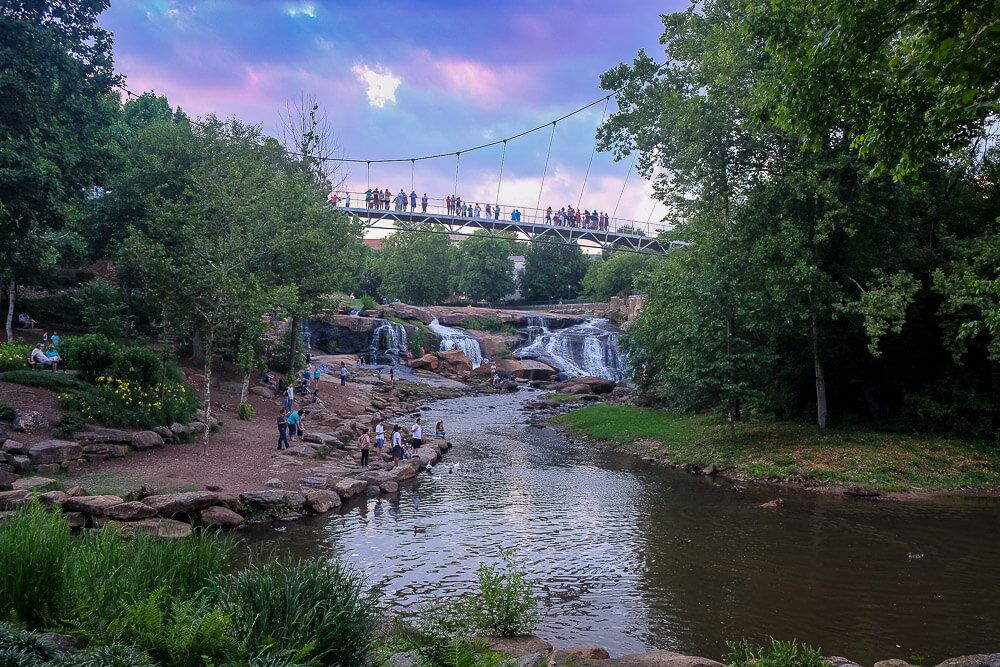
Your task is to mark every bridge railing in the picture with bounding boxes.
[329,191,671,238]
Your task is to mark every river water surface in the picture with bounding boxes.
[248,391,1000,664]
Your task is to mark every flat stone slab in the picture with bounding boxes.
[239,490,306,510]
[11,476,55,491]
[62,495,125,515]
[75,427,133,444]
[199,505,245,527]
[107,517,192,539]
[105,501,157,521]
[332,477,367,499]
[0,489,31,510]
[142,491,219,516]
[27,440,82,464]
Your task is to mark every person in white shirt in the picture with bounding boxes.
[391,425,403,465]
[30,344,58,371]
[375,419,385,457]
[411,417,423,450]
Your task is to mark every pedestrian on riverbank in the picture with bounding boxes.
[340,361,348,386]
[411,417,423,450]
[287,408,301,441]
[389,366,394,385]
[435,420,446,439]
[359,429,371,467]
[391,425,403,465]
[375,418,385,457]
[276,409,290,450]
[312,367,321,398]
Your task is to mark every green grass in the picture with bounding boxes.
[552,405,1000,492]
[0,370,92,392]
[544,392,591,403]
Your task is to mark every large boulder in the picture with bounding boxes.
[12,476,55,491]
[0,469,16,489]
[483,636,553,660]
[0,489,30,510]
[63,495,124,515]
[107,517,192,539]
[410,354,439,371]
[933,655,1000,667]
[468,331,521,358]
[75,427,133,445]
[550,651,723,667]
[390,461,421,482]
[239,490,307,510]
[27,440,82,465]
[250,385,275,399]
[303,489,341,514]
[495,358,558,381]
[332,477,367,499]
[557,375,616,394]
[378,302,434,325]
[12,410,49,433]
[198,505,245,527]
[105,501,157,521]
[131,431,164,450]
[2,439,28,455]
[436,349,473,374]
[142,491,219,516]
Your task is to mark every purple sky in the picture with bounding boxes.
[101,0,685,224]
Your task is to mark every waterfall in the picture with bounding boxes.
[429,318,484,369]
[370,319,409,362]
[516,317,626,381]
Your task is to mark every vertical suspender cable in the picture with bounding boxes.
[453,152,461,198]
[535,121,557,217]
[366,161,370,190]
[410,159,415,192]
[495,140,507,208]
[612,152,638,223]
[577,96,611,210]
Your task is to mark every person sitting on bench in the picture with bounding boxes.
[17,313,37,329]
[30,344,59,371]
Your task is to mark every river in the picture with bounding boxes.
[246,391,1000,664]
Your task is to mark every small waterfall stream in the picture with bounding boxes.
[429,318,484,369]
[370,319,409,362]
[516,317,626,381]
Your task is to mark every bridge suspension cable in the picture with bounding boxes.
[577,95,611,210]
[495,140,507,208]
[536,122,557,212]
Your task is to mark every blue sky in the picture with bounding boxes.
[101,0,687,221]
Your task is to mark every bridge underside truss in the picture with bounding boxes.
[344,207,675,253]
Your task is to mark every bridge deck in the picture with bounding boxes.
[341,207,674,253]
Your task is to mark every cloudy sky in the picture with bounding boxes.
[101,0,684,225]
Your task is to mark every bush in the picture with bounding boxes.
[360,294,378,310]
[109,345,163,387]
[107,589,240,667]
[76,278,128,339]
[61,334,121,383]
[239,400,255,421]
[223,557,380,667]
[55,644,157,667]
[724,638,830,667]
[0,371,92,394]
[0,400,14,422]
[0,343,30,372]
[464,550,539,637]
[53,414,87,440]
[0,503,72,629]
[0,623,64,664]
[461,316,515,335]
[60,377,198,429]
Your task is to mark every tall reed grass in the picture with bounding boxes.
[0,502,72,627]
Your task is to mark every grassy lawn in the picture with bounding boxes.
[551,405,1000,492]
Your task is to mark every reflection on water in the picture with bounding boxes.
[243,392,1000,664]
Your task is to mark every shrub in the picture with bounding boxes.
[461,316,515,335]
[107,589,241,667]
[61,333,121,383]
[109,345,164,387]
[360,293,378,310]
[0,623,64,664]
[0,371,92,394]
[54,644,157,667]
[724,638,830,667]
[465,550,539,637]
[76,278,128,339]
[53,414,87,440]
[0,400,14,422]
[0,343,30,372]
[238,400,255,421]
[60,377,198,429]
[64,529,231,642]
[0,503,72,629]
[223,557,380,667]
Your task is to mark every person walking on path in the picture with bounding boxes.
[411,417,423,450]
[359,429,372,467]
[340,361,348,386]
[391,425,403,465]
[389,366,394,385]
[421,193,428,212]
[375,418,385,458]
[312,367,321,398]
[287,408,301,441]
[276,408,290,450]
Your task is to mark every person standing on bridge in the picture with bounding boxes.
[494,205,500,220]
[421,193,428,212]
[410,190,417,210]
[345,192,351,208]
[446,195,453,214]
[460,201,467,217]
[474,203,481,218]
[546,206,552,224]
[365,189,372,208]
[486,204,492,218]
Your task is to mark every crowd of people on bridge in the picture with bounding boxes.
[326,187,632,234]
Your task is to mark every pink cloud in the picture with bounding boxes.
[425,57,537,108]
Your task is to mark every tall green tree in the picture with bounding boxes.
[0,0,118,340]
[520,242,589,301]
[452,232,516,303]
[581,252,655,301]
[377,226,456,305]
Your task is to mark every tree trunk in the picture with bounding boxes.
[287,316,299,375]
[239,370,250,406]
[4,274,14,343]
[811,310,829,429]
[201,336,214,456]
[190,332,204,363]
[725,302,741,425]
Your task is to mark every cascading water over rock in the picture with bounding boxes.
[370,319,409,362]
[429,318,484,369]
[516,317,626,381]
